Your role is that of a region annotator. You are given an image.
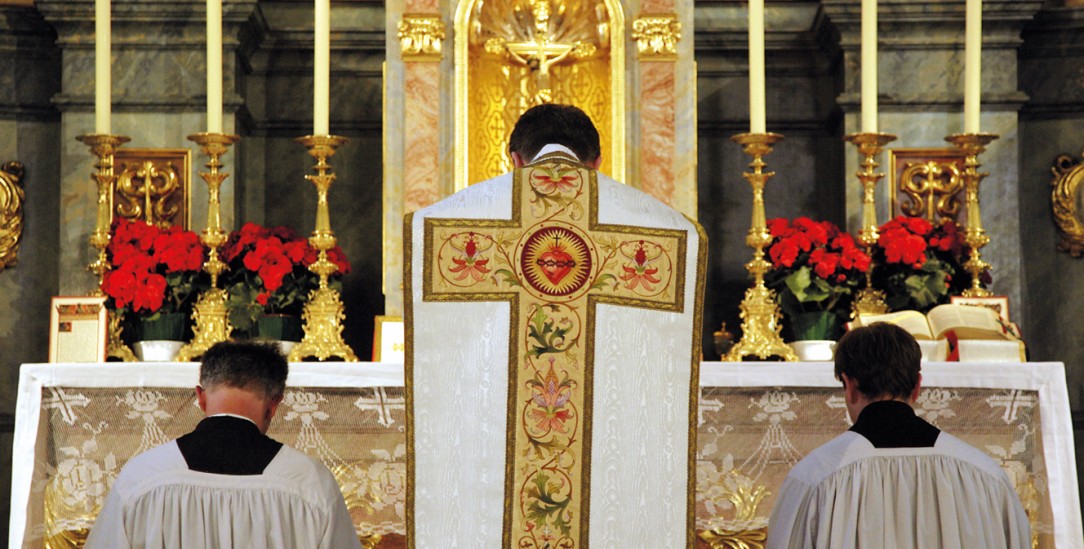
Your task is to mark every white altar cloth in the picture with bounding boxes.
[9,361,1082,549]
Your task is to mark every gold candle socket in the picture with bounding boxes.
[844,132,897,317]
[288,135,357,362]
[725,132,797,362]
[77,133,136,362]
[177,132,240,362]
[945,132,999,297]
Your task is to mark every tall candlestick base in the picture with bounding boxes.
[844,132,897,317]
[725,132,797,362]
[77,133,136,361]
[288,135,357,362]
[945,132,998,298]
[177,132,240,362]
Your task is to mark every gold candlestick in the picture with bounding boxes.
[177,132,240,362]
[726,132,797,362]
[288,135,357,362]
[844,132,897,316]
[77,133,136,362]
[945,132,999,297]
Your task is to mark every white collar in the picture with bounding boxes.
[530,144,580,162]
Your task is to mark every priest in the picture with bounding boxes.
[85,341,361,549]
[766,322,1031,549]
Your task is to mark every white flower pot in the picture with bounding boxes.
[789,340,836,362]
[134,340,184,362]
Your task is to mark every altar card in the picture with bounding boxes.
[48,296,108,363]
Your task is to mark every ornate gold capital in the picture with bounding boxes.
[398,16,445,60]
[632,15,681,59]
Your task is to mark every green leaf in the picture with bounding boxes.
[590,273,617,291]
[783,267,814,302]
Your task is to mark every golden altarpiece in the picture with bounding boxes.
[383,0,697,318]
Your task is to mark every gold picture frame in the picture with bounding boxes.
[888,148,968,224]
[114,148,192,229]
[372,315,405,362]
[48,296,108,363]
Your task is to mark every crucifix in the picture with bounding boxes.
[484,0,596,104]
[417,153,689,547]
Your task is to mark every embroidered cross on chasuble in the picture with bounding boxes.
[406,146,707,548]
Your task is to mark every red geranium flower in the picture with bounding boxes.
[763,217,871,331]
[872,215,973,312]
[221,223,351,337]
[101,219,206,316]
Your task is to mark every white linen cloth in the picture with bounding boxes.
[84,440,361,549]
[407,144,705,548]
[766,430,1032,549]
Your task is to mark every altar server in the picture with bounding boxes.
[86,341,361,549]
[766,322,1031,549]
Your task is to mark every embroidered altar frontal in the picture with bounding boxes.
[407,152,707,548]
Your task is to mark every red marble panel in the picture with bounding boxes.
[640,62,676,206]
[403,62,442,211]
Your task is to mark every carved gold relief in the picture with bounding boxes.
[0,161,25,270]
[114,149,191,229]
[888,148,967,224]
[399,15,445,60]
[697,527,768,549]
[632,15,681,59]
[1051,149,1084,257]
[456,0,624,188]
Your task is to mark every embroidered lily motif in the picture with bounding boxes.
[448,233,491,282]
[530,360,573,434]
[620,240,661,290]
[530,165,579,195]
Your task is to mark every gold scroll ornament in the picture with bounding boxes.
[0,161,25,270]
[631,15,681,59]
[1051,149,1084,257]
[422,153,687,547]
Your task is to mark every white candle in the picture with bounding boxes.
[206,0,223,133]
[861,0,877,133]
[94,0,110,134]
[748,0,766,134]
[314,0,330,136]
[964,0,982,133]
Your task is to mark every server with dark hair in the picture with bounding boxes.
[767,323,1030,549]
[87,341,361,549]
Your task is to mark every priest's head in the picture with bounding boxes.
[509,103,602,169]
[196,341,288,434]
[833,322,922,421]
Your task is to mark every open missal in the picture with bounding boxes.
[854,304,1026,362]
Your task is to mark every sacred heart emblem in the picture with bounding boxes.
[538,249,575,284]
[521,225,592,297]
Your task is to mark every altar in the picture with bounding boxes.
[9,361,1083,549]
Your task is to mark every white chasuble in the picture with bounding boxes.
[406,145,707,548]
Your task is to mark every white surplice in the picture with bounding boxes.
[766,431,1031,549]
[85,441,361,549]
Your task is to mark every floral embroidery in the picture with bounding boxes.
[620,240,662,291]
[448,232,491,282]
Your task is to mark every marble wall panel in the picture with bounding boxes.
[1019,117,1084,409]
[641,62,677,207]
[402,63,441,212]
